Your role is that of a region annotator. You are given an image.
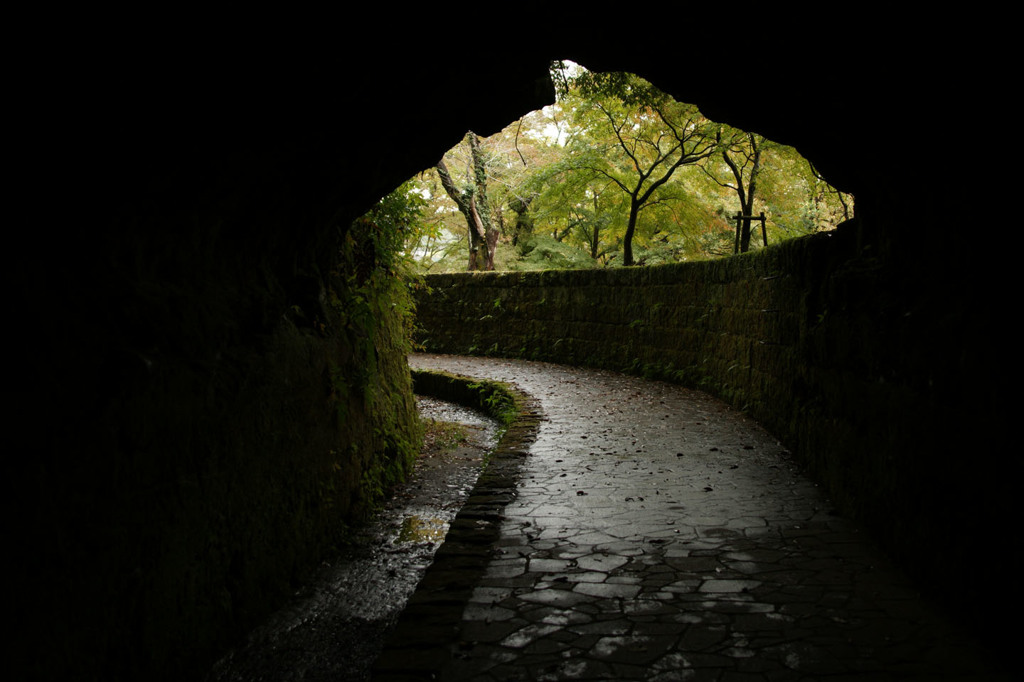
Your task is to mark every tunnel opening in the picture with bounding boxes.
[390,54,1013,674]
[390,60,854,274]
[17,36,1013,682]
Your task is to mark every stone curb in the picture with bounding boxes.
[372,370,543,680]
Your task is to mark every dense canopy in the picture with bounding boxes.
[393,63,852,273]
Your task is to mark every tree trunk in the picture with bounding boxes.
[468,194,489,270]
[618,204,634,262]
[468,133,497,270]
[623,198,640,266]
[739,212,752,253]
[509,196,533,247]
[436,132,498,271]
[735,134,762,253]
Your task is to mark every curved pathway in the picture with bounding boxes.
[379,354,1006,681]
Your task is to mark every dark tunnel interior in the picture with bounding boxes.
[10,27,1015,681]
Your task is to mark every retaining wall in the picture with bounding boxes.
[414,222,1010,633]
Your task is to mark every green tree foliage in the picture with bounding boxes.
[697,133,853,250]
[400,61,852,272]
[565,69,719,265]
[348,179,426,277]
[701,127,768,253]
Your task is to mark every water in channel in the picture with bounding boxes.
[205,395,499,682]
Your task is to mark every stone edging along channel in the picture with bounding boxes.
[372,368,543,679]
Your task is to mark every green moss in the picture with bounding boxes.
[423,420,470,450]
[411,369,521,429]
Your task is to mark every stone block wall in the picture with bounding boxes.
[415,222,1011,633]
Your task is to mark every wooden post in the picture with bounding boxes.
[733,212,742,254]
[734,211,768,252]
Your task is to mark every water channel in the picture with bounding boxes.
[205,396,499,682]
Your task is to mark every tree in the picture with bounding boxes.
[403,62,854,272]
[567,70,719,265]
[702,127,767,253]
[435,131,499,271]
[696,128,856,251]
[526,153,619,263]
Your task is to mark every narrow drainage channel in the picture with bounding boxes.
[204,396,499,682]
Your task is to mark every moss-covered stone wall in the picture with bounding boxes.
[415,220,1010,632]
[17,203,422,682]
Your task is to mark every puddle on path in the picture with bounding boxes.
[396,515,448,543]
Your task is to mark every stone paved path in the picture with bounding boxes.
[379,354,1007,681]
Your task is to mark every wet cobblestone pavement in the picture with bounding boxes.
[378,354,1008,681]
